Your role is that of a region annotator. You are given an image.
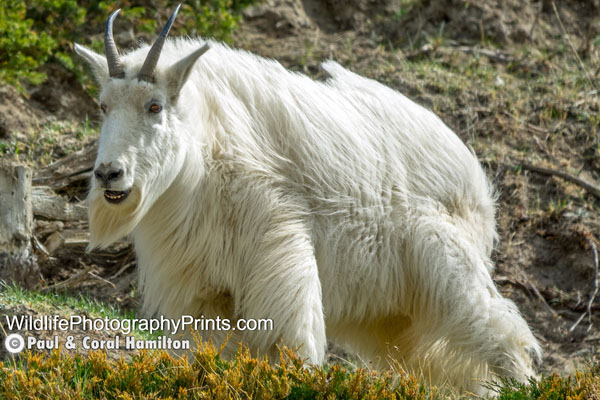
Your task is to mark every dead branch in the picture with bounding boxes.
[31,235,50,257]
[523,273,559,317]
[520,162,600,200]
[551,1,597,90]
[107,261,136,281]
[406,45,514,64]
[569,237,599,332]
[88,271,116,289]
[497,274,600,315]
[454,46,512,64]
[61,229,90,247]
[539,285,600,312]
[40,263,118,292]
[40,265,94,292]
[497,270,559,317]
[528,1,542,41]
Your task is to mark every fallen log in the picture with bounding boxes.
[32,186,87,221]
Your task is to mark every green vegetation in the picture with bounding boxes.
[0,343,599,399]
[0,0,258,91]
[0,0,63,87]
[1,284,599,399]
[0,346,430,400]
[492,371,600,400]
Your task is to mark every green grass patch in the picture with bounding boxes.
[0,281,152,340]
[1,281,126,320]
[0,119,97,166]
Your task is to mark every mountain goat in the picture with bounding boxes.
[75,5,541,393]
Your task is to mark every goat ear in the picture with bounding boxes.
[166,44,210,100]
[74,43,109,83]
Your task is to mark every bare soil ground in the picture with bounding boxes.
[1,0,599,376]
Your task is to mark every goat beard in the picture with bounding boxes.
[87,164,181,250]
[87,186,143,250]
[87,149,190,250]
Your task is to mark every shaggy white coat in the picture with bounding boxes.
[76,37,541,393]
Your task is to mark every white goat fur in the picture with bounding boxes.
[76,37,541,392]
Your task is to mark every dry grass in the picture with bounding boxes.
[0,342,599,399]
[0,343,433,400]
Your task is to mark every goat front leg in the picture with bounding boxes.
[236,219,326,364]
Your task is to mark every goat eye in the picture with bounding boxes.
[148,103,162,113]
[100,103,107,113]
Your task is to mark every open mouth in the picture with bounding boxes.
[104,189,130,204]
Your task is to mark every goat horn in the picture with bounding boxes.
[138,3,181,82]
[105,9,125,78]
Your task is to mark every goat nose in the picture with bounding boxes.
[94,163,124,183]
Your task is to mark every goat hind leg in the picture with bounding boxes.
[404,213,541,391]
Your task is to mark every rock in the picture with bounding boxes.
[243,0,313,36]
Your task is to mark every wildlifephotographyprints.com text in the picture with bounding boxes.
[3,314,273,354]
